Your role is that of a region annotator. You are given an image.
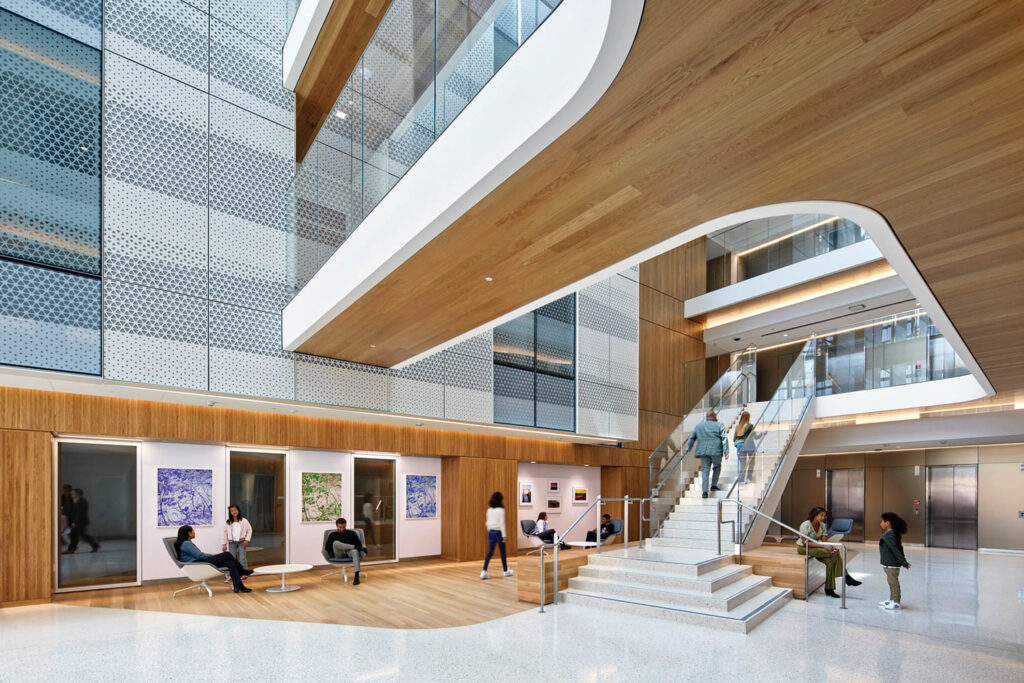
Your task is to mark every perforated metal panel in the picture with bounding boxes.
[208,301,294,399]
[210,16,294,128]
[0,258,99,374]
[0,8,100,275]
[104,0,209,90]
[0,0,101,49]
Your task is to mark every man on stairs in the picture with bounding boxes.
[685,410,730,499]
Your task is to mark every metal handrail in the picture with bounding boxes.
[539,496,650,610]
[717,498,847,608]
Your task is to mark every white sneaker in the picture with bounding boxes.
[503,569,514,577]
[878,600,890,606]
[480,570,489,580]
[883,601,901,610]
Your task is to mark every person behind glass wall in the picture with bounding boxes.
[733,411,754,483]
[586,514,614,543]
[59,484,73,549]
[221,504,253,582]
[175,525,254,593]
[481,491,513,580]
[361,492,378,549]
[324,517,368,586]
[534,512,571,550]
[62,488,99,554]
[796,506,861,598]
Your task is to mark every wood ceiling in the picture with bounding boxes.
[296,0,1024,393]
[294,0,391,162]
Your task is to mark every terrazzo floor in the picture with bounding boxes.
[1,544,1021,682]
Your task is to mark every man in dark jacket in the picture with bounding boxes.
[63,488,100,553]
[325,518,368,585]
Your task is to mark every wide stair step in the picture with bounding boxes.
[561,585,792,634]
[577,563,754,594]
[568,573,773,612]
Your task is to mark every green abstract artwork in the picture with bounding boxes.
[301,472,343,522]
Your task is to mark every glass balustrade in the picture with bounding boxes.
[293,0,563,289]
[705,214,869,291]
[647,348,756,537]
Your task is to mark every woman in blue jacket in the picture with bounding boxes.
[174,525,254,593]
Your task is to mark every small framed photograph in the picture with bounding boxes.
[547,480,560,493]
[520,482,533,505]
[546,497,561,513]
[572,487,589,504]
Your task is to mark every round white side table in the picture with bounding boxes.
[252,563,313,592]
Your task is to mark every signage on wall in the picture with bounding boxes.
[914,465,920,476]
[913,499,920,505]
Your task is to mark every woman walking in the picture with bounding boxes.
[797,506,861,598]
[221,504,253,581]
[481,491,513,580]
[879,512,911,610]
[733,411,754,483]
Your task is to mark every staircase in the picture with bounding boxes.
[557,344,817,633]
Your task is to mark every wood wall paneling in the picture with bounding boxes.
[441,457,517,562]
[0,429,53,605]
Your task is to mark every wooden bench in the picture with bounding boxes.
[739,541,858,599]
[516,543,626,605]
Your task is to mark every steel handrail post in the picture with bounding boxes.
[624,495,629,550]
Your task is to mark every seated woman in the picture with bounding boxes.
[796,507,861,598]
[174,525,254,593]
[535,512,571,550]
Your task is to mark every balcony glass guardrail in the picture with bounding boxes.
[705,214,870,291]
[292,0,562,289]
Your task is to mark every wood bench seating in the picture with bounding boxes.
[516,543,626,605]
[739,541,858,600]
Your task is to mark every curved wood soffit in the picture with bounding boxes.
[325,0,1024,392]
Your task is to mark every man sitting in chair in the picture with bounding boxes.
[586,514,615,543]
[324,518,368,585]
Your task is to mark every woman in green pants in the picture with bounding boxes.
[797,506,861,598]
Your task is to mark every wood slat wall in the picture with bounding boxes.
[0,429,52,605]
[441,457,517,562]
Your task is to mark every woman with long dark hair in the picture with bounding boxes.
[796,506,861,598]
[175,525,254,593]
[481,491,513,580]
[733,411,754,483]
[222,504,253,577]
[879,511,911,610]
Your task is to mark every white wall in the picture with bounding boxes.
[396,456,442,559]
[141,442,227,581]
[515,463,601,549]
[287,449,352,566]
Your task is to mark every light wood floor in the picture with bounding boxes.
[53,558,530,629]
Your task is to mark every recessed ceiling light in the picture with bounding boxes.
[783,333,788,337]
[206,401,217,407]
[530,460,536,464]
[369,344,376,348]
[287,408,296,414]
[583,464,590,467]
[334,111,347,120]
[484,276,494,282]
[415,422,424,427]
[848,303,867,312]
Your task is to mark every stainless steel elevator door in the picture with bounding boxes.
[927,465,978,549]
[826,468,865,542]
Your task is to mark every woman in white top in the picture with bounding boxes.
[221,504,253,574]
[481,491,513,580]
[534,512,571,550]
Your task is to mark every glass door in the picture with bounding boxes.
[56,441,139,590]
[229,450,287,565]
[353,456,396,562]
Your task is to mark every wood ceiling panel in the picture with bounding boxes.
[294,0,391,162]
[297,0,1024,392]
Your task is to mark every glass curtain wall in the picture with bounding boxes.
[57,441,138,590]
[229,450,287,566]
[353,456,396,562]
[0,8,102,375]
[293,0,562,287]
[814,310,969,395]
[704,214,869,292]
[493,294,575,430]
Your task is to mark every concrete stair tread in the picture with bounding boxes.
[577,562,752,588]
[570,573,771,601]
[560,586,792,633]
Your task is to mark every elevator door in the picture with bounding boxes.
[927,465,977,549]
[826,468,865,542]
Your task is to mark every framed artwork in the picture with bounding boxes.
[157,468,213,526]
[572,487,589,504]
[405,474,438,519]
[301,472,343,522]
[546,497,561,513]
[520,482,533,505]
[547,480,560,493]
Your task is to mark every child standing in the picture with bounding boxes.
[879,512,910,610]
